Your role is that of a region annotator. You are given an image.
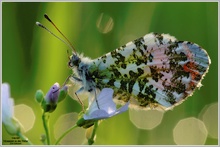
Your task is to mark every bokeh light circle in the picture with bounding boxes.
[14,104,35,132]
[201,102,218,139]
[96,13,114,34]
[129,108,164,130]
[173,117,208,145]
[53,112,86,145]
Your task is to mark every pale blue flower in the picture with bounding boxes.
[2,83,20,135]
[83,88,129,120]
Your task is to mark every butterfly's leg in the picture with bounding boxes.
[52,74,85,112]
[61,74,73,88]
[75,87,85,112]
[65,75,85,112]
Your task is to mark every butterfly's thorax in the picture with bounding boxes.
[69,54,97,92]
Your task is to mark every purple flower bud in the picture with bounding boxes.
[45,83,60,104]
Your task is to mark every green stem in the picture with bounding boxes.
[88,121,98,145]
[55,124,78,145]
[17,131,33,145]
[42,112,50,145]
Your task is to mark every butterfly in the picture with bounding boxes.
[37,14,211,111]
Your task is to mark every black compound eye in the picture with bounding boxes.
[71,55,81,66]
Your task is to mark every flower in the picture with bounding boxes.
[83,88,129,120]
[38,83,68,113]
[45,83,60,104]
[2,83,20,135]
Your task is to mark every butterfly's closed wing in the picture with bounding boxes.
[89,33,210,109]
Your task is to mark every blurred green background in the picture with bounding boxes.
[2,2,218,145]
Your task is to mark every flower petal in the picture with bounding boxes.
[84,102,130,120]
[83,88,129,120]
[111,102,129,116]
[83,109,109,120]
[2,83,14,122]
[2,83,20,135]
[87,88,115,115]
[2,83,10,101]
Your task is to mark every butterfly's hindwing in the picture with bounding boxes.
[87,33,210,109]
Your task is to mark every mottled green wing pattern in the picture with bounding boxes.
[88,33,210,109]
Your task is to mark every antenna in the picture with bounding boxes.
[36,14,77,55]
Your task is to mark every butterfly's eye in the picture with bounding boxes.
[69,54,81,67]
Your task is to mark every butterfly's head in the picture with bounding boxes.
[68,54,81,68]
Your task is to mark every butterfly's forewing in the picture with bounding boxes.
[90,33,210,110]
